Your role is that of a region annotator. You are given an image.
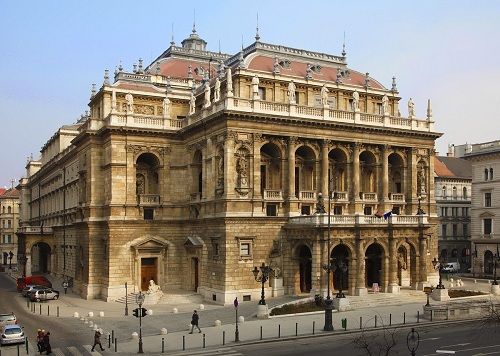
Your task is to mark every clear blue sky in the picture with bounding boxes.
[1,0,499,187]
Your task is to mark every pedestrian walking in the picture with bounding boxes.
[37,329,45,353]
[189,310,201,333]
[42,331,51,355]
[91,330,105,352]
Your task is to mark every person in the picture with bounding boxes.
[37,329,45,353]
[189,310,201,333]
[91,330,105,352]
[43,331,51,355]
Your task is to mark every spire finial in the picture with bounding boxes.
[170,23,175,46]
[427,99,432,120]
[255,13,260,41]
[241,35,244,51]
[218,39,221,54]
[342,31,347,57]
[192,9,196,34]
[103,69,110,85]
[391,76,398,92]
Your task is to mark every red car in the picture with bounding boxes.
[16,276,52,292]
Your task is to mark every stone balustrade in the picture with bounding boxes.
[105,113,184,131]
[138,194,160,206]
[18,226,53,234]
[263,190,283,200]
[360,192,378,201]
[331,191,348,202]
[299,190,316,200]
[389,193,405,202]
[288,214,427,226]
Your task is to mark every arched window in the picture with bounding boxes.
[463,187,467,199]
[485,168,489,181]
[490,168,494,180]
[452,186,457,199]
[442,186,447,197]
[7,206,11,214]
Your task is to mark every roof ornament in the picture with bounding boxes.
[218,39,221,54]
[192,9,197,34]
[138,59,144,74]
[305,63,313,80]
[114,66,119,76]
[341,31,347,58]
[170,22,175,46]
[391,76,398,92]
[118,61,123,72]
[336,67,343,84]
[364,72,370,87]
[427,99,432,121]
[166,76,172,92]
[156,61,161,75]
[217,59,226,77]
[238,39,246,69]
[90,84,96,99]
[273,56,280,75]
[255,13,260,42]
[103,69,110,85]
[133,63,137,74]
[187,64,193,79]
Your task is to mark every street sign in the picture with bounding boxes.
[424,287,433,294]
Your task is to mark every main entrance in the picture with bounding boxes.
[191,257,199,291]
[365,243,383,288]
[141,257,157,291]
[298,245,312,293]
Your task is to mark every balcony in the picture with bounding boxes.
[138,194,160,206]
[263,190,283,200]
[288,214,428,226]
[17,226,53,235]
[389,193,405,203]
[331,191,348,202]
[299,191,317,201]
[360,192,377,202]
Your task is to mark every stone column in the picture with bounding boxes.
[224,133,236,198]
[381,145,389,207]
[25,253,32,276]
[252,140,262,199]
[355,238,367,296]
[409,148,418,214]
[416,233,429,290]
[321,141,329,198]
[311,240,322,294]
[351,143,360,213]
[287,137,296,200]
[387,235,400,293]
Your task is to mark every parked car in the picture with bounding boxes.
[0,313,17,326]
[0,324,25,345]
[16,276,52,292]
[29,288,60,302]
[21,285,45,297]
[442,262,460,273]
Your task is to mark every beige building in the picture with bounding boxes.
[0,188,20,267]
[17,29,441,303]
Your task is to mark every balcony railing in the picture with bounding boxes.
[331,191,348,202]
[263,190,283,200]
[288,214,427,226]
[360,192,377,201]
[389,193,405,202]
[138,194,160,206]
[299,191,316,200]
[17,226,53,234]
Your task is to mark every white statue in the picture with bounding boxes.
[147,280,161,294]
[251,75,259,99]
[111,90,117,112]
[189,92,196,115]
[287,80,296,104]
[204,81,211,108]
[125,93,134,113]
[226,68,233,96]
[408,98,415,117]
[321,85,329,106]
[352,90,360,112]
[163,97,171,119]
[382,95,389,116]
[214,77,221,102]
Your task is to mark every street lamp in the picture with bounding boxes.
[8,251,13,269]
[406,328,420,356]
[135,291,145,354]
[416,195,425,215]
[252,263,273,306]
[432,257,445,289]
[233,297,239,342]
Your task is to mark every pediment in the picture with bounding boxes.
[131,236,169,251]
[479,211,495,218]
[184,235,204,248]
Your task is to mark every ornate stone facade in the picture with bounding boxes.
[17,29,440,303]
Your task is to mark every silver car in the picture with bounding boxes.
[0,313,17,326]
[29,288,60,302]
[21,285,45,297]
[0,324,25,345]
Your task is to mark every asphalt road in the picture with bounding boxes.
[0,272,91,349]
[231,320,500,356]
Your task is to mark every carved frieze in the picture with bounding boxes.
[126,144,171,157]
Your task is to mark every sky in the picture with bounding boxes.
[1,0,499,187]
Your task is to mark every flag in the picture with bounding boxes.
[383,211,392,220]
[375,210,392,220]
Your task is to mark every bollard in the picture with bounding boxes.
[108,334,111,349]
[57,306,59,317]
[417,311,420,323]
[360,316,362,329]
[203,333,206,348]
[39,304,41,315]
[260,326,263,340]
[48,305,50,316]
[375,315,377,328]
[27,299,29,309]
[17,344,20,356]
[112,330,114,343]
[222,330,225,346]
[430,309,433,322]
[278,324,281,338]
[403,312,406,324]
[389,313,392,326]
[114,338,117,352]
[182,335,185,351]
[313,321,315,335]
[295,322,298,336]
[161,337,164,353]
[25,336,29,354]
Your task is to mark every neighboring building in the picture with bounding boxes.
[0,188,20,267]
[434,154,472,271]
[17,28,441,303]
[453,141,500,276]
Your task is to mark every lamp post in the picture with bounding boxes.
[406,328,420,356]
[318,190,334,331]
[234,297,239,342]
[135,291,145,354]
[125,282,129,316]
[252,263,273,306]
[492,253,500,286]
[8,251,13,269]
[432,257,445,289]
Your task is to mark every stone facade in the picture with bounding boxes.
[0,188,20,267]
[17,29,440,303]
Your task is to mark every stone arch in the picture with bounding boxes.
[330,243,351,292]
[260,142,282,194]
[295,244,312,293]
[31,242,51,274]
[359,150,377,193]
[135,152,161,195]
[484,250,494,275]
[365,242,385,288]
[388,152,405,195]
[295,145,317,195]
[328,147,348,192]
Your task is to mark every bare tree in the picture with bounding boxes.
[352,316,399,356]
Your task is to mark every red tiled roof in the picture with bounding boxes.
[247,55,385,89]
[158,58,211,81]
[0,188,6,196]
[0,188,19,198]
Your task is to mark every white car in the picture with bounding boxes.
[0,324,25,345]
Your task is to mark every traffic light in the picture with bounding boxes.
[133,308,139,317]
[132,308,148,318]
[141,307,148,317]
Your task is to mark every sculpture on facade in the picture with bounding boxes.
[352,90,360,112]
[236,156,249,187]
[214,77,221,102]
[189,91,196,115]
[147,280,161,294]
[398,252,407,270]
[217,154,224,189]
[226,68,233,97]
[163,96,171,119]
[408,98,415,117]
[251,75,260,99]
[204,81,211,108]
[125,93,134,113]
[417,167,426,194]
[287,80,296,104]
[321,85,329,106]
[382,95,389,116]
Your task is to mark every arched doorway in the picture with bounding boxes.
[331,244,349,292]
[484,250,494,275]
[297,245,312,293]
[365,243,383,288]
[31,242,51,273]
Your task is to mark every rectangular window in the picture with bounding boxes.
[462,223,468,237]
[462,207,468,216]
[484,218,492,235]
[392,206,400,215]
[266,204,278,217]
[452,208,458,216]
[441,224,447,238]
[300,205,311,215]
[376,103,383,115]
[485,192,492,207]
[333,206,342,215]
[452,224,458,237]
[143,208,154,220]
[364,206,372,215]
[239,242,252,258]
[7,220,11,228]
[440,207,445,217]
[258,87,266,100]
[212,241,220,258]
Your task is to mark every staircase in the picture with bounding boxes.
[114,290,203,305]
[348,289,426,309]
[115,292,139,304]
